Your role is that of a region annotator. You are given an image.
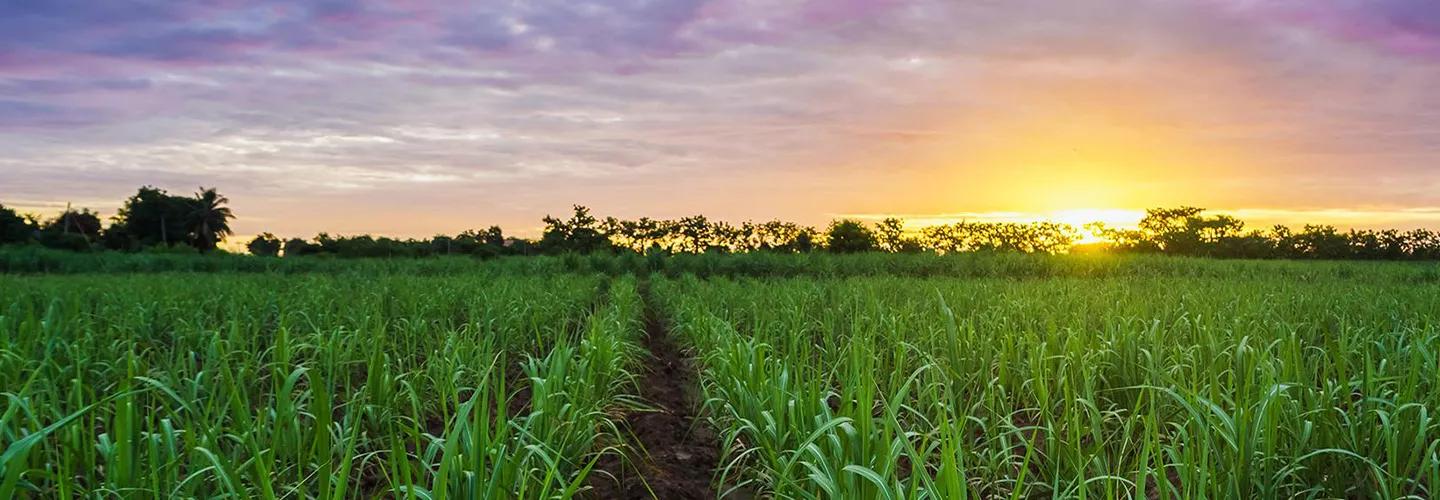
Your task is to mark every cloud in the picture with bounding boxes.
[1211,0,1440,59]
[2,0,1440,236]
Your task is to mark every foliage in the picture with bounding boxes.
[0,272,643,498]
[1092,207,1440,260]
[186,187,234,251]
[825,219,878,253]
[41,208,103,241]
[657,270,1440,498]
[109,186,193,249]
[93,186,236,252]
[0,204,37,244]
[875,217,923,253]
[923,220,1078,253]
[13,187,1440,260]
[34,231,91,252]
[246,233,283,257]
[29,208,102,251]
[5,253,1440,497]
[541,205,613,254]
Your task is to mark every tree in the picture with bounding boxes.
[247,233,282,256]
[430,234,455,255]
[450,226,505,257]
[0,204,37,245]
[792,229,818,252]
[38,207,104,251]
[1132,207,1246,256]
[480,226,504,247]
[751,220,815,252]
[43,208,103,241]
[186,187,234,252]
[875,218,922,253]
[918,221,1078,254]
[1294,225,1351,259]
[672,215,713,253]
[111,186,192,249]
[1137,207,1207,254]
[825,219,877,253]
[607,217,666,253]
[283,238,317,257]
[540,205,611,253]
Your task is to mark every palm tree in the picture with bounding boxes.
[187,187,234,252]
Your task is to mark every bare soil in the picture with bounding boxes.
[586,284,721,499]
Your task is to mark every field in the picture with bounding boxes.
[3,255,1440,498]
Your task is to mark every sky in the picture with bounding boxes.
[3,0,1440,240]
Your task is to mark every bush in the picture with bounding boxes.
[825,219,877,253]
[247,233,283,257]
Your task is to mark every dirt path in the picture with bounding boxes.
[587,282,720,499]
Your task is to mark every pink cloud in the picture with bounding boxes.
[1214,0,1440,58]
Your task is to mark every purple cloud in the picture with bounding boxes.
[1,0,1439,237]
[1215,0,1440,58]
[0,99,106,129]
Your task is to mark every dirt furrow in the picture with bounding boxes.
[587,282,719,499]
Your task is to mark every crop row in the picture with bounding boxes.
[7,268,1440,499]
[657,274,1440,498]
[0,273,643,498]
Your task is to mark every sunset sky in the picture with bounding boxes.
[4,0,1440,239]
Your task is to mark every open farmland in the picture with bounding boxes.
[658,273,1440,498]
[0,270,645,498]
[3,255,1440,498]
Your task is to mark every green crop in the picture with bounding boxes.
[0,271,644,498]
[656,272,1440,499]
[5,255,1440,499]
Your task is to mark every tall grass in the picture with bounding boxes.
[0,272,644,498]
[10,246,1440,286]
[657,272,1440,498]
[7,254,1440,498]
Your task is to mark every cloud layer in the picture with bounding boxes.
[4,0,1440,236]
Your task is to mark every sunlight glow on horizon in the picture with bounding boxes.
[844,206,1440,245]
[3,0,1440,238]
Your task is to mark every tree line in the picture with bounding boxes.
[0,186,233,253]
[6,188,1440,260]
[1089,207,1440,260]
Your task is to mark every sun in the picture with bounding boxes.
[1046,208,1144,244]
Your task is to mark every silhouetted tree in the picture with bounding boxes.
[38,207,104,251]
[875,217,924,253]
[187,187,234,252]
[247,233,283,256]
[825,219,877,253]
[23,189,1440,261]
[752,220,816,252]
[620,217,669,253]
[1294,225,1351,259]
[1122,207,1246,256]
[431,234,455,255]
[920,221,1078,254]
[1137,207,1207,255]
[0,204,36,245]
[541,205,612,253]
[1086,222,1157,253]
[448,226,505,257]
[671,215,713,253]
[792,229,818,252]
[111,186,193,249]
[283,237,318,257]
[1409,229,1440,259]
[43,207,103,240]
[1213,230,1277,259]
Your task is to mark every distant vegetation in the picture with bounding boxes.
[7,188,1440,260]
[1,186,232,253]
